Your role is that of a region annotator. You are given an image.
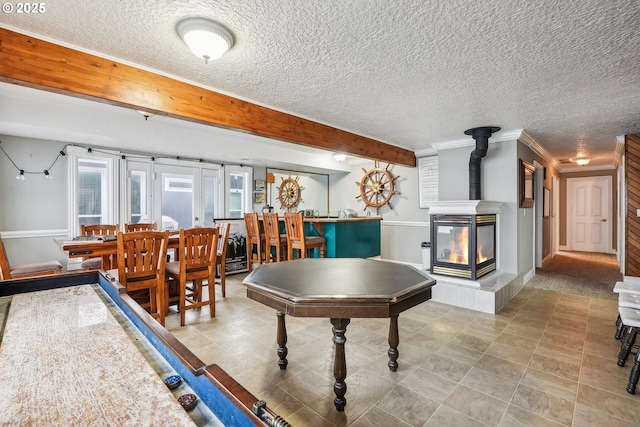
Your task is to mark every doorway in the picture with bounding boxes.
[566,176,612,253]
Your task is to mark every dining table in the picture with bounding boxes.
[59,234,181,270]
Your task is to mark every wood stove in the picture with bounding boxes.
[430,214,496,280]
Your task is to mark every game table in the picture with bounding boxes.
[0,271,288,427]
[243,258,436,411]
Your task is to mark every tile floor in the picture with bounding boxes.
[165,274,640,427]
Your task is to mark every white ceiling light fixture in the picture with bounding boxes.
[572,156,591,166]
[176,18,234,63]
[334,154,347,162]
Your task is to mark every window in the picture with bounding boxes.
[125,161,151,225]
[225,166,252,218]
[68,147,117,234]
[69,147,226,234]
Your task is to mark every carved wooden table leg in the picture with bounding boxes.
[276,311,288,370]
[330,318,350,411]
[388,315,399,372]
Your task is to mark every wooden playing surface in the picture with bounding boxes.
[0,285,196,426]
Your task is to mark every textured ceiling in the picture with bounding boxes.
[1,0,639,169]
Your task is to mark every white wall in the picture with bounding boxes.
[0,135,69,266]
[328,161,429,265]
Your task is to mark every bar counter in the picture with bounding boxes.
[302,216,381,258]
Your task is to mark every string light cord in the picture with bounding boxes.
[1,140,236,177]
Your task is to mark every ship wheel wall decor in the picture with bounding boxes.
[277,176,303,210]
[356,162,400,214]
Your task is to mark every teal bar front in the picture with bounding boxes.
[303,217,381,258]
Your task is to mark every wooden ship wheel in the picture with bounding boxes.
[277,176,303,209]
[356,162,400,214]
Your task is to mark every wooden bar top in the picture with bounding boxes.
[303,216,382,223]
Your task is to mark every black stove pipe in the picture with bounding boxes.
[465,126,501,200]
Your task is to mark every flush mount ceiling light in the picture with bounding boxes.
[572,156,592,166]
[334,154,347,162]
[176,18,234,63]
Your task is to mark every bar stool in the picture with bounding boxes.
[284,212,326,259]
[117,230,169,326]
[244,213,265,271]
[165,228,218,326]
[263,212,288,263]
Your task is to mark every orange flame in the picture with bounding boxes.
[447,227,490,264]
[448,227,468,264]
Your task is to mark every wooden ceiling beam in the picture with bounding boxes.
[0,28,416,167]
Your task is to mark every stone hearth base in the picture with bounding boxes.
[428,271,522,314]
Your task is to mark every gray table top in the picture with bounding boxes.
[243,258,436,303]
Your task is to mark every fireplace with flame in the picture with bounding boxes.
[430,214,496,280]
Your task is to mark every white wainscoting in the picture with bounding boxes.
[1,229,70,268]
[380,221,429,266]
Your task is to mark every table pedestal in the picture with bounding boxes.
[274,312,402,411]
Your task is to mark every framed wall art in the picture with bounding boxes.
[520,159,535,208]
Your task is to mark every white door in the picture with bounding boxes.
[567,176,612,253]
[153,165,198,230]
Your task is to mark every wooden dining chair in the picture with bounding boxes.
[80,223,119,270]
[284,212,326,259]
[213,222,230,297]
[263,212,288,263]
[244,213,265,272]
[165,228,218,326]
[117,230,169,326]
[124,222,157,232]
[0,235,62,280]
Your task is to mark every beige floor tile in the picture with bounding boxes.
[572,403,638,427]
[511,383,574,426]
[376,384,440,427]
[520,367,578,401]
[529,353,581,382]
[443,384,508,426]
[350,406,412,427]
[423,404,481,427]
[399,366,457,403]
[498,404,566,427]
[460,366,519,401]
[474,353,527,382]
[576,383,640,425]
[485,341,534,366]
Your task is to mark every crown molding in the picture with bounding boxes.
[518,130,558,168]
[416,129,524,157]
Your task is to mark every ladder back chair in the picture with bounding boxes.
[117,230,169,326]
[244,213,265,272]
[213,222,230,297]
[124,222,157,232]
[263,212,288,263]
[165,227,218,326]
[0,235,62,280]
[80,223,119,270]
[284,212,326,260]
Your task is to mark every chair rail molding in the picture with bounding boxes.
[1,229,69,239]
